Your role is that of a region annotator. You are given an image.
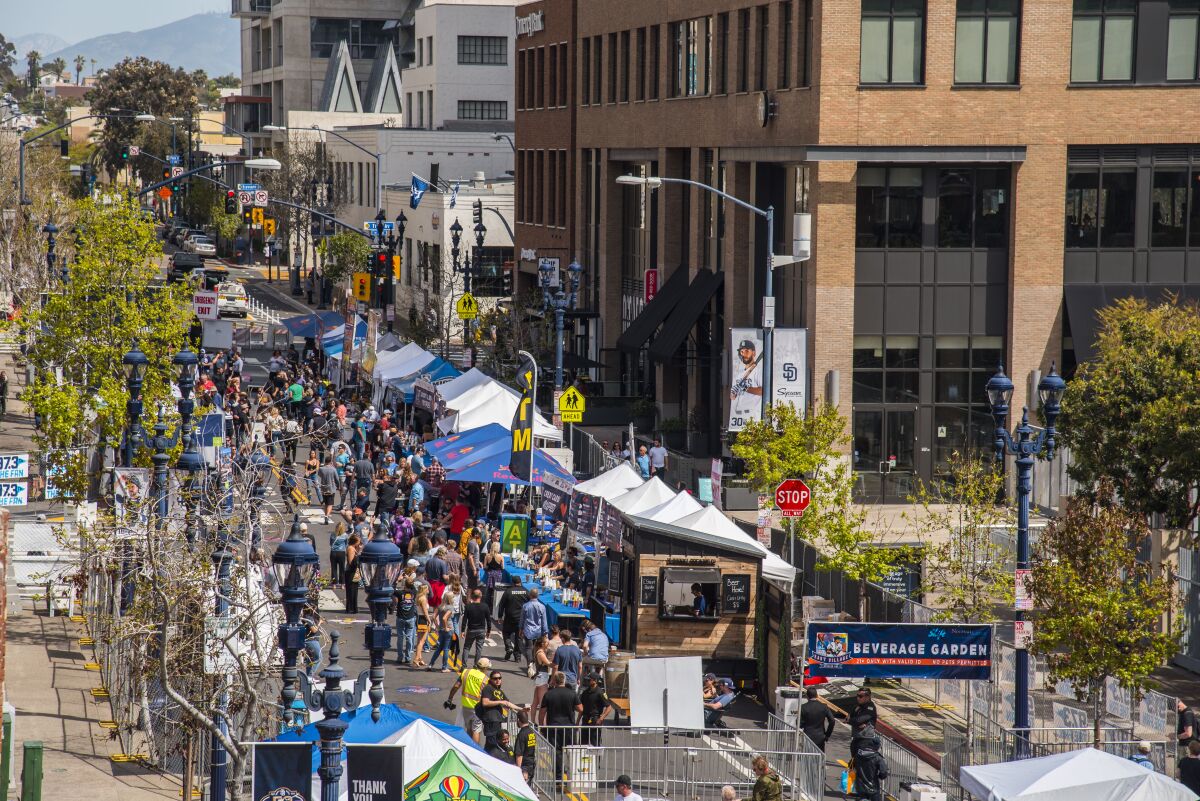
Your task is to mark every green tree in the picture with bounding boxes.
[317,230,371,282]
[25,50,40,92]
[0,34,16,82]
[87,58,199,183]
[73,54,85,85]
[1060,296,1200,529]
[906,452,1013,622]
[1026,484,1180,747]
[46,57,66,81]
[733,403,904,619]
[20,196,192,499]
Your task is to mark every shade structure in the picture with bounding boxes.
[666,504,796,589]
[279,311,345,339]
[437,381,560,441]
[437,367,506,405]
[371,342,432,380]
[407,747,536,801]
[425,423,511,462]
[388,357,461,403]
[321,318,368,356]
[445,447,575,486]
[959,747,1196,801]
[639,490,703,523]
[607,476,677,515]
[572,462,644,499]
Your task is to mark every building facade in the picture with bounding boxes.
[514,0,1200,500]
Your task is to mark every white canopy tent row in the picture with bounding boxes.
[959,747,1196,801]
[434,376,561,442]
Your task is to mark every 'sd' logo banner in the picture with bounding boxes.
[806,622,994,681]
[347,744,405,800]
[252,743,312,801]
[508,354,537,482]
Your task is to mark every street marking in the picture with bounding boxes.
[83,662,101,671]
[90,687,110,698]
[110,753,149,763]
[97,720,119,729]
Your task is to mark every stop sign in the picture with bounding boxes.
[776,479,811,517]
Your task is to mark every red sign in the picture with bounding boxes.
[644,269,658,303]
[775,479,811,517]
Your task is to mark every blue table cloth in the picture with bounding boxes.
[492,557,619,634]
[604,613,620,642]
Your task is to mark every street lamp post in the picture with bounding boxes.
[210,524,234,801]
[538,259,584,394]
[42,222,60,284]
[121,342,149,466]
[616,174,775,419]
[985,363,1066,743]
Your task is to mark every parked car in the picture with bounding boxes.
[172,228,197,247]
[168,252,204,283]
[187,236,217,256]
[179,230,206,250]
[217,281,249,318]
[189,266,231,291]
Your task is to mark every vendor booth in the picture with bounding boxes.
[959,747,1195,801]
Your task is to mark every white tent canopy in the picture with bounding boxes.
[659,504,796,590]
[640,491,703,523]
[436,367,503,405]
[959,747,1195,801]
[607,476,677,515]
[573,462,644,499]
[436,381,560,441]
[372,342,431,380]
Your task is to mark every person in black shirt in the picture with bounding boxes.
[1181,740,1200,795]
[461,589,491,663]
[1180,700,1197,758]
[498,583,530,661]
[486,729,517,764]
[539,672,582,782]
[514,711,537,783]
[799,687,836,752]
[850,688,878,730]
[375,473,399,526]
[477,671,521,749]
[578,672,610,746]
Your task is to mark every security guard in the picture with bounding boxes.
[515,710,537,783]
[445,656,491,744]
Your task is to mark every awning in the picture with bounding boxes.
[280,311,345,339]
[615,267,690,353]
[1065,284,1200,363]
[648,269,724,363]
[560,351,607,370]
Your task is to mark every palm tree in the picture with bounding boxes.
[25,50,39,92]
[47,58,66,82]
[74,55,85,85]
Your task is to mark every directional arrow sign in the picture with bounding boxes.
[775,478,811,517]
[558,387,585,423]
[128,146,140,157]
[456,292,478,320]
[0,454,29,480]
[171,166,184,179]
[254,189,269,207]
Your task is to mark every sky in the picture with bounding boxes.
[3,0,228,44]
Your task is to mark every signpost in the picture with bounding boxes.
[128,145,140,157]
[644,268,659,303]
[193,291,219,321]
[775,478,811,517]
[558,386,585,423]
[456,293,478,320]
[254,189,268,207]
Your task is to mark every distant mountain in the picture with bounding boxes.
[42,13,239,78]
[13,33,71,63]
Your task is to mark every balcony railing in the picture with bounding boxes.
[231,0,271,17]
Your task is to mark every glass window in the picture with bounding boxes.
[1065,168,1100,248]
[1070,0,1136,83]
[1099,168,1136,247]
[1151,169,1189,247]
[887,167,923,247]
[887,372,920,403]
[935,335,971,368]
[856,167,889,247]
[971,336,1004,369]
[885,335,920,368]
[854,335,884,368]
[937,169,974,247]
[1191,169,1200,248]
[954,0,1019,84]
[975,167,1010,247]
[854,371,884,403]
[1168,2,1200,81]
[457,100,508,120]
[669,17,712,97]
[861,0,926,84]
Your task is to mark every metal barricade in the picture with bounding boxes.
[876,731,921,801]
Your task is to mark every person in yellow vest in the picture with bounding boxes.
[445,656,491,744]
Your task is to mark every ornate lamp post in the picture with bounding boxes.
[539,258,585,393]
[985,363,1066,743]
[121,342,149,466]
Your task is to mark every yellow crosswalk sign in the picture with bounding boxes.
[559,386,585,422]
[456,292,478,320]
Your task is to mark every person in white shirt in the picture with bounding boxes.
[614,775,643,801]
[648,439,668,476]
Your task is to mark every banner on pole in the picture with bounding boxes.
[346,743,404,801]
[540,473,573,522]
[805,622,994,680]
[567,491,601,536]
[727,328,764,432]
[508,354,536,482]
[252,742,313,801]
[771,328,808,412]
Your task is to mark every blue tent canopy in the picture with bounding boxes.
[322,318,368,356]
[272,703,479,774]
[424,423,509,462]
[388,357,462,403]
[445,447,575,487]
[279,311,345,339]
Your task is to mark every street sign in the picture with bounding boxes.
[128,145,140,157]
[364,220,379,234]
[456,292,478,320]
[352,273,371,301]
[1014,620,1034,648]
[157,187,172,199]
[559,386,585,423]
[1014,568,1033,611]
[193,291,219,321]
[237,183,258,192]
[775,478,811,517]
[0,481,27,506]
[264,219,276,236]
[251,207,264,225]
[170,166,184,179]
[166,154,181,166]
[237,191,251,206]
[254,189,268,207]
[0,454,29,480]
[644,268,659,303]
[382,221,395,233]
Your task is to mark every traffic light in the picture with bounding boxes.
[472,199,483,227]
[59,138,68,157]
[375,251,389,278]
[162,168,171,183]
[392,254,401,280]
[225,190,237,215]
[242,208,252,225]
[121,145,129,161]
[502,263,513,296]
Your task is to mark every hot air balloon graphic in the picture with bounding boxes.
[440,776,469,800]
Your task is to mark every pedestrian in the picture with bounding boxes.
[344,534,363,613]
[425,545,449,606]
[445,657,490,745]
[304,450,321,498]
[850,688,878,731]
[720,786,738,801]
[486,729,517,764]
[460,588,491,664]
[1180,740,1200,794]
[498,581,530,661]
[0,370,9,417]
[540,672,582,782]
[477,670,522,749]
[394,572,419,664]
[426,597,456,672]
[636,445,651,478]
[1128,740,1155,769]
[613,774,643,801]
[799,687,836,752]
[483,540,505,611]
[704,679,736,727]
[302,606,322,679]
[648,437,668,476]
[317,454,339,525]
[515,710,537,784]
[581,619,609,671]
[849,725,886,801]
[552,629,583,689]
[329,522,349,588]
[578,672,610,745]
[521,588,550,663]
[750,756,782,801]
[1180,700,1196,761]
[529,635,553,720]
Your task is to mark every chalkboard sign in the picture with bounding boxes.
[878,560,922,601]
[608,560,622,595]
[639,575,659,607]
[722,574,752,614]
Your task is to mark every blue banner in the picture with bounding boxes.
[252,742,312,801]
[805,622,993,681]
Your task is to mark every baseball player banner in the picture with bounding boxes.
[772,328,808,413]
[805,622,994,681]
[728,329,764,432]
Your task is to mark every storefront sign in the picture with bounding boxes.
[413,378,437,412]
[520,248,537,261]
[771,328,807,411]
[728,328,764,431]
[722,574,751,614]
[516,10,545,37]
[643,268,658,303]
[639,575,659,606]
[540,473,573,522]
[805,622,994,681]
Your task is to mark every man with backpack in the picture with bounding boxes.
[394,573,419,664]
[849,724,888,801]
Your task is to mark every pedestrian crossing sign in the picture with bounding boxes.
[559,386,585,422]
[456,292,478,320]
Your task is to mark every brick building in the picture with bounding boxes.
[515,0,1200,501]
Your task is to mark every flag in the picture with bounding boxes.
[449,182,460,208]
[509,353,537,482]
[252,743,312,801]
[410,174,430,209]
